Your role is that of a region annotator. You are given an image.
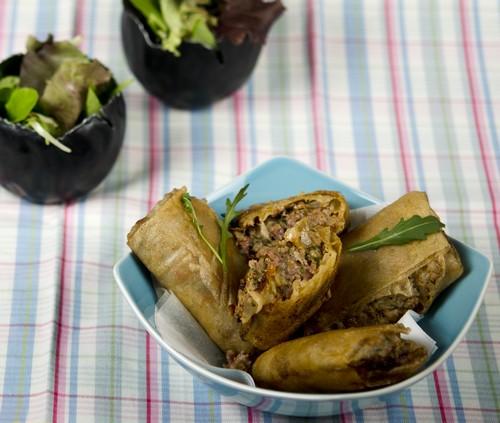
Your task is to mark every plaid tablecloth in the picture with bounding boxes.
[0,0,499,421]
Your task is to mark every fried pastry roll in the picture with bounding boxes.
[305,192,463,333]
[127,187,254,355]
[231,191,349,350]
[252,324,427,393]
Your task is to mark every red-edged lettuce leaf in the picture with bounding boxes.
[20,35,86,95]
[217,0,285,45]
[39,59,112,130]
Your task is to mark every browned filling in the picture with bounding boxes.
[351,332,426,386]
[225,350,255,372]
[234,199,343,256]
[244,242,325,300]
[333,257,445,329]
[233,200,335,302]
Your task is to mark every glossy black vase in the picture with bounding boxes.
[121,0,262,109]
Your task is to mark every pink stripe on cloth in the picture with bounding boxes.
[306,0,326,171]
[385,3,452,418]
[74,0,85,37]
[433,370,454,423]
[340,401,352,423]
[52,204,73,423]
[145,96,161,423]
[384,0,413,192]
[459,0,500,250]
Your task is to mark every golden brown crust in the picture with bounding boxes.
[304,192,464,333]
[236,190,350,234]
[232,191,349,350]
[127,188,254,354]
[252,324,427,392]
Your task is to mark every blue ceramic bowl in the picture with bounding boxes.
[113,157,492,417]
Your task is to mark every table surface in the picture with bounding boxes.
[0,0,499,422]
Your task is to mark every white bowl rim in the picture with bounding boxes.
[114,156,493,402]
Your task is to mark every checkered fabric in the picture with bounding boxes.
[0,0,498,421]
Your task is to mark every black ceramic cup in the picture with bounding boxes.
[121,0,262,109]
[0,54,126,204]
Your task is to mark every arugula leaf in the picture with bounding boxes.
[24,113,72,153]
[182,184,249,279]
[182,192,223,264]
[347,215,445,253]
[217,184,249,275]
[111,78,134,96]
[0,76,20,103]
[85,86,102,116]
[5,87,39,122]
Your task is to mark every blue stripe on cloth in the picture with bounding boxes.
[160,350,170,421]
[350,399,367,423]
[193,381,222,422]
[246,80,258,168]
[445,356,466,423]
[190,106,221,421]
[473,0,500,171]
[0,4,38,421]
[0,203,42,422]
[319,0,336,177]
[109,2,125,419]
[267,15,291,157]
[419,5,468,420]
[6,1,17,53]
[394,4,424,418]
[191,109,214,197]
[35,0,57,39]
[343,0,384,198]
[398,0,426,192]
[263,411,273,423]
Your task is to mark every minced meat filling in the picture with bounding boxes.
[234,200,332,302]
[333,257,444,328]
[234,199,341,256]
[351,332,425,383]
[225,350,254,372]
[244,242,325,299]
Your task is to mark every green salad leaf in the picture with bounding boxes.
[187,12,216,49]
[5,87,39,122]
[347,215,445,253]
[24,113,71,153]
[40,59,112,130]
[1,35,128,153]
[20,35,86,95]
[130,0,217,55]
[0,76,20,103]
[85,86,102,116]
[111,78,134,96]
[129,0,169,40]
